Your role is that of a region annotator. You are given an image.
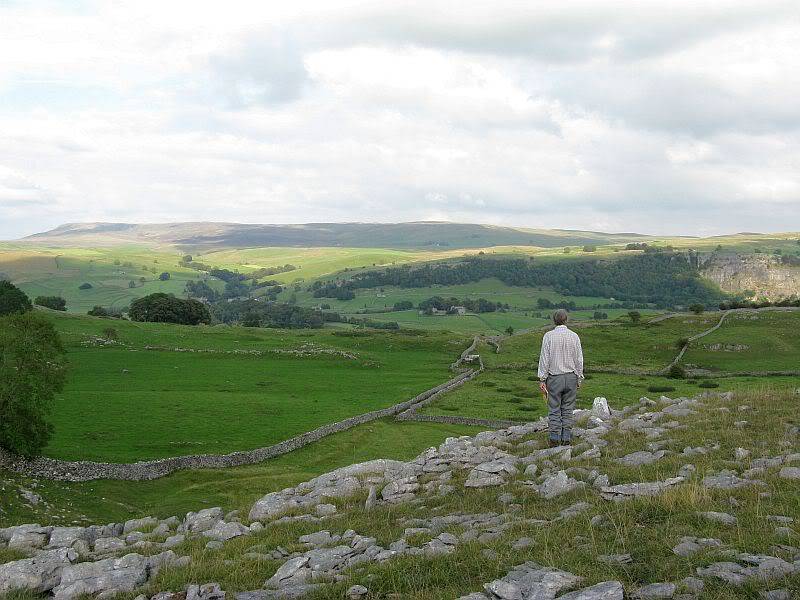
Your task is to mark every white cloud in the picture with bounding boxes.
[0,0,799,239]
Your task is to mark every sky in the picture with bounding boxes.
[1,0,800,239]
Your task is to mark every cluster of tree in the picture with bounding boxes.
[536,298,577,310]
[249,264,297,278]
[393,300,414,310]
[0,311,66,456]
[625,242,650,250]
[129,293,211,325]
[185,280,220,302]
[417,296,508,314]
[34,296,67,311]
[87,305,124,318]
[0,280,32,316]
[593,311,608,320]
[211,299,333,328]
[719,297,800,310]
[309,253,725,308]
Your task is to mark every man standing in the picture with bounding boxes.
[538,309,584,447]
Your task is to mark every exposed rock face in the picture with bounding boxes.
[701,253,800,299]
[0,548,77,594]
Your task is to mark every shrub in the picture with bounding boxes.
[0,312,66,456]
[698,380,719,388]
[508,397,524,404]
[158,272,171,281]
[480,381,497,387]
[393,300,414,311]
[518,406,536,412]
[78,282,92,290]
[0,281,32,316]
[647,384,676,393]
[102,327,118,341]
[242,313,261,327]
[129,293,210,325]
[497,387,512,393]
[34,296,67,311]
[128,280,137,288]
[689,303,705,314]
[668,363,687,379]
[627,310,642,324]
[675,337,689,349]
[87,306,109,317]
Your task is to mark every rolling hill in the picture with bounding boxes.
[22,222,652,250]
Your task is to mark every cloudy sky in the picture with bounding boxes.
[1,0,800,239]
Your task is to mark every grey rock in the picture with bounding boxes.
[47,527,88,549]
[778,466,800,480]
[616,450,666,467]
[52,552,173,600]
[679,577,704,594]
[559,502,592,520]
[537,471,583,499]
[364,486,377,511]
[634,583,676,599]
[122,517,157,535]
[298,530,340,547]
[702,471,765,489]
[511,537,534,550]
[164,534,186,549]
[314,504,337,517]
[761,589,791,600]
[558,581,624,600]
[265,557,311,588]
[600,477,684,501]
[347,584,368,599]
[697,511,737,526]
[94,537,126,553]
[184,508,224,534]
[202,521,249,542]
[0,548,77,594]
[465,470,506,488]
[672,537,723,557]
[734,448,750,461]
[205,541,223,551]
[187,582,225,600]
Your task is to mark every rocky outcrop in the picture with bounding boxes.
[701,253,800,299]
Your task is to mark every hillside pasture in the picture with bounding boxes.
[41,312,469,462]
[682,309,800,373]
[0,244,209,313]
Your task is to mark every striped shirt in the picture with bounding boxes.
[537,325,584,381]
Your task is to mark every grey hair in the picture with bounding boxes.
[553,309,569,325]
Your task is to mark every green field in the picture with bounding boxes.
[683,310,800,373]
[0,244,212,313]
[42,311,469,462]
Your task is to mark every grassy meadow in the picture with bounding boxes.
[42,311,470,462]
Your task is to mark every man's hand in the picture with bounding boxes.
[539,381,547,395]
[577,377,583,389]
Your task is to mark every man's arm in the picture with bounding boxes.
[537,334,550,381]
[575,335,584,386]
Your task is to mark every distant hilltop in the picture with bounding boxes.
[22,221,652,250]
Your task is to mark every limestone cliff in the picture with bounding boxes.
[701,253,800,299]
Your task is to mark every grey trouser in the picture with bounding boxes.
[546,373,578,442]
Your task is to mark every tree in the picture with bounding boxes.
[87,306,109,317]
[182,255,193,263]
[0,312,66,456]
[627,310,642,324]
[158,272,171,281]
[34,296,67,311]
[582,245,597,252]
[129,293,211,325]
[0,281,32,316]
[689,303,705,315]
[505,326,514,335]
[79,282,93,290]
[128,280,137,289]
[668,364,687,379]
[241,313,261,327]
[592,311,608,320]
